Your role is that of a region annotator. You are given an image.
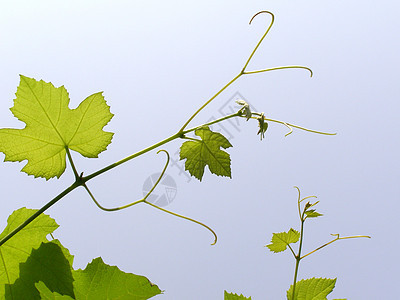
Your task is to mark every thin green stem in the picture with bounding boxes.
[83,184,144,212]
[300,234,371,260]
[83,133,180,182]
[292,216,306,300]
[250,114,337,136]
[83,150,170,212]
[143,201,218,245]
[292,257,301,300]
[299,195,318,204]
[295,186,302,219]
[178,73,242,133]
[291,186,307,300]
[242,11,274,72]
[65,147,80,180]
[243,66,313,77]
[287,244,297,258]
[182,112,242,135]
[0,182,80,247]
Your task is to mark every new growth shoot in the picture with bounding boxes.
[266,187,370,299]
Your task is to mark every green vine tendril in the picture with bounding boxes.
[82,150,218,245]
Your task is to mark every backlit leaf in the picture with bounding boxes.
[0,208,58,298]
[266,228,300,253]
[6,241,74,299]
[180,126,232,181]
[286,277,336,300]
[305,209,323,218]
[0,75,114,179]
[73,257,162,299]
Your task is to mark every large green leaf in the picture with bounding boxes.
[73,257,162,299]
[0,75,114,179]
[224,290,252,299]
[286,278,337,300]
[0,208,58,298]
[5,241,74,299]
[180,126,232,181]
[266,228,300,253]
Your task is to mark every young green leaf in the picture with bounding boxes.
[0,75,114,179]
[0,208,58,296]
[224,290,252,300]
[73,257,162,299]
[266,228,300,253]
[286,278,337,300]
[180,126,232,181]
[305,209,323,218]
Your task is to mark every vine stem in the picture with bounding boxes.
[0,182,79,247]
[292,206,306,300]
[0,111,242,247]
[0,11,317,247]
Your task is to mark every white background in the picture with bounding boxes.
[0,1,399,299]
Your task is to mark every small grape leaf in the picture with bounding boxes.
[72,257,162,299]
[180,126,232,181]
[35,282,74,299]
[5,241,74,299]
[0,75,114,179]
[0,208,58,298]
[266,228,300,253]
[286,278,336,300]
[224,290,252,300]
[305,209,323,218]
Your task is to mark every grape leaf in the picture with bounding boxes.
[35,282,74,299]
[5,241,74,299]
[286,278,336,300]
[266,228,300,253]
[224,290,252,299]
[305,209,323,218]
[180,126,232,181]
[73,257,162,299]
[0,75,114,179]
[0,208,58,298]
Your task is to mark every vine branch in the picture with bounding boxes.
[0,11,334,248]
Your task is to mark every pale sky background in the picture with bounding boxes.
[0,1,399,299]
